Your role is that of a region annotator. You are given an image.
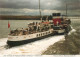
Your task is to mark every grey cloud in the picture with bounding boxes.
[0,0,39,9]
[0,0,80,10]
[0,8,80,16]
[0,0,80,15]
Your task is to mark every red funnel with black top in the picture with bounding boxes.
[52,13,61,26]
[52,18,61,26]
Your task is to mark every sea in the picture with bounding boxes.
[0,17,80,38]
[0,20,40,38]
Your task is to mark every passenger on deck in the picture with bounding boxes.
[23,30,28,35]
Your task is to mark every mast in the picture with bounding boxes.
[46,16,48,22]
[39,0,43,22]
[39,0,41,17]
[66,3,67,18]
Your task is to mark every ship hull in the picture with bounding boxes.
[7,32,54,47]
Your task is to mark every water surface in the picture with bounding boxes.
[0,20,40,38]
[0,18,80,38]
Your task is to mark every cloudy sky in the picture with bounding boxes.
[0,0,80,16]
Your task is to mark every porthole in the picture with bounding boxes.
[41,33,42,36]
[46,32,47,35]
[39,34,40,37]
[37,34,38,37]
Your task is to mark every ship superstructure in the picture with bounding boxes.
[52,13,71,34]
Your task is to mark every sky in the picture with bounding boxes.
[0,0,80,16]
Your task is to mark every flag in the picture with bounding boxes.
[8,21,10,28]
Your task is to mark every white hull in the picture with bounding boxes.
[8,29,53,41]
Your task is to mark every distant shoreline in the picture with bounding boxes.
[0,15,80,20]
[0,15,53,20]
[0,15,41,20]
